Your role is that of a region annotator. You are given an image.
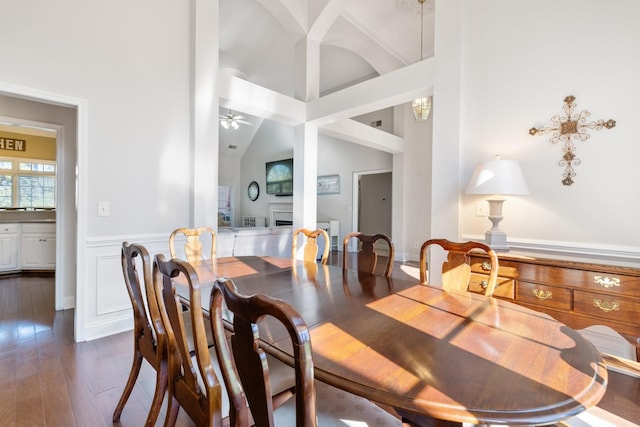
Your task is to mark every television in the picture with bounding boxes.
[266,158,293,196]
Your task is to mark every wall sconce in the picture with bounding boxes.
[412,96,432,121]
[466,155,529,251]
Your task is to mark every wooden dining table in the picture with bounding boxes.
[174,255,608,426]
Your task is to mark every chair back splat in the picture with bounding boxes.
[419,238,499,297]
[212,278,317,426]
[153,254,225,427]
[292,228,330,264]
[169,227,216,262]
[342,232,395,277]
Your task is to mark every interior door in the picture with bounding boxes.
[355,171,392,254]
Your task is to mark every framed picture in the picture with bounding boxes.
[317,174,340,195]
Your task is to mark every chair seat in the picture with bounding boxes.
[273,380,400,426]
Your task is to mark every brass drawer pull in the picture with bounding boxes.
[533,289,552,300]
[481,261,492,271]
[593,299,620,313]
[593,276,620,289]
[480,280,500,289]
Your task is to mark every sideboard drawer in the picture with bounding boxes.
[583,272,640,296]
[471,258,519,278]
[469,273,514,299]
[514,264,640,297]
[516,281,572,311]
[574,290,640,325]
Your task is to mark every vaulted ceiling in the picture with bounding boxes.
[218,0,436,156]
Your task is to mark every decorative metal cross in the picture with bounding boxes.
[529,96,616,186]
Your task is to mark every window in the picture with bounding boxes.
[0,158,56,208]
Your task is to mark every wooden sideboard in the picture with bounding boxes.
[469,252,640,363]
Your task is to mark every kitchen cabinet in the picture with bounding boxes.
[0,223,19,271]
[21,223,56,270]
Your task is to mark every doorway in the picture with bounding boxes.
[349,170,392,253]
[0,87,80,335]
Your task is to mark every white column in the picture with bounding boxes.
[192,0,219,228]
[292,123,318,259]
[429,0,463,281]
[291,32,320,259]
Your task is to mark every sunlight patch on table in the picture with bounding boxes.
[312,321,430,391]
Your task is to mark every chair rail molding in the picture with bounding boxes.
[462,234,640,267]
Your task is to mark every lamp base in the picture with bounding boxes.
[485,230,510,252]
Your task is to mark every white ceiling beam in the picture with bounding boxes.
[320,119,405,154]
[308,0,351,42]
[217,72,306,126]
[257,0,306,41]
[307,57,435,125]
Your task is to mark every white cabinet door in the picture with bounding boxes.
[0,233,19,271]
[21,234,44,268]
[42,236,56,268]
[21,223,56,270]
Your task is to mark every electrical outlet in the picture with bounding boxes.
[476,201,488,217]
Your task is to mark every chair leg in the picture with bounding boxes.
[112,351,144,422]
[163,394,180,427]
[145,363,169,426]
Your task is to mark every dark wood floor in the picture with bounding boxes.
[0,257,638,426]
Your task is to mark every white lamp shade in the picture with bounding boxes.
[466,157,529,195]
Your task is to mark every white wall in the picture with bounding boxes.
[0,1,192,237]
[239,120,296,223]
[316,134,393,241]
[459,0,640,260]
[0,0,195,340]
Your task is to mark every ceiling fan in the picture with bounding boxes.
[219,110,251,130]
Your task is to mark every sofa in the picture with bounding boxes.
[217,226,293,258]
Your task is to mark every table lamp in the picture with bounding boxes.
[465,155,529,251]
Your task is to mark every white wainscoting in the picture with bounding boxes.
[83,233,170,341]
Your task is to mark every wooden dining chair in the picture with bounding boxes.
[419,238,499,297]
[113,242,168,426]
[153,254,297,426]
[169,226,216,262]
[209,277,401,426]
[342,231,395,277]
[291,228,330,264]
[153,253,227,426]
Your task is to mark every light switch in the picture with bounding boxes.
[98,201,110,216]
[475,201,488,217]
